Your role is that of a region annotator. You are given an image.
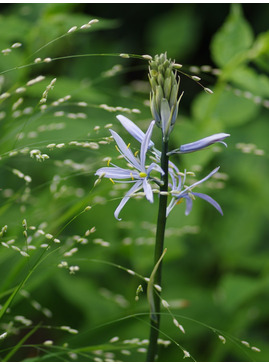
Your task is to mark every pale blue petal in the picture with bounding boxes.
[95,166,140,180]
[166,197,176,217]
[140,120,155,169]
[143,178,153,203]
[179,133,230,153]
[110,129,141,170]
[116,115,154,149]
[168,168,179,190]
[192,192,223,215]
[114,181,142,220]
[167,133,230,155]
[168,161,181,190]
[147,162,164,176]
[184,195,193,216]
[180,167,220,195]
[160,98,171,136]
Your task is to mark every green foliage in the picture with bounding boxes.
[0,3,269,362]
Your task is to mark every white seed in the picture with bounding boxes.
[47,143,56,148]
[132,108,141,113]
[1,48,11,55]
[191,76,201,81]
[24,176,32,183]
[67,26,77,33]
[161,299,170,308]
[142,54,152,60]
[80,24,91,29]
[12,245,21,252]
[11,42,22,48]
[109,336,119,343]
[77,101,87,107]
[204,87,213,94]
[69,265,80,274]
[31,300,42,310]
[200,65,212,72]
[0,332,7,340]
[120,53,129,58]
[173,63,183,69]
[42,308,52,317]
[183,350,190,358]
[173,318,185,333]
[127,269,135,275]
[40,244,49,248]
[43,340,53,346]
[7,239,15,244]
[54,111,65,117]
[44,57,52,63]
[88,19,99,25]
[68,328,79,334]
[15,87,26,94]
[56,143,65,148]
[20,251,30,257]
[60,325,70,331]
[218,335,226,344]
[12,97,23,110]
[0,92,11,100]
[84,206,92,211]
[120,350,131,355]
[27,75,45,86]
[251,346,261,352]
[137,348,147,353]
[154,284,162,292]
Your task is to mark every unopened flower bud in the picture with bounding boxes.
[149,53,183,140]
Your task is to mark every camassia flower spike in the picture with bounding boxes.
[95,120,164,220]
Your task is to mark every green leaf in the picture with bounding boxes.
[229,66,269,98]
[218,274,269,312]
[192,89,259,127]
[211,4,254,68]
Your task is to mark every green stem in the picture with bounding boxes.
[146,139,169,362]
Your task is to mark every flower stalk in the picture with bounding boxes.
[146,137,169,362]
[94,52,230,363]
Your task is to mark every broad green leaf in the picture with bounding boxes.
[192,89,259,127]
[218,274,269,312]
[211,4,254,68]
[229,66,269,98]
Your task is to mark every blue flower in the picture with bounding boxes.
[116,115,229,156]
[95,120,163,220]
[167,166,223,216]
[168,133,230,155]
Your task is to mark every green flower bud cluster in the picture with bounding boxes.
[149,53,183,141]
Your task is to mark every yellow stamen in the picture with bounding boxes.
[176,198,184,205]
[107,159,111,166]
[130,172,134,181]
[115,145,120,153]
[139,172,147,178]
[134,150,139,157]
[109,178,115,184]
[127,143,131,149]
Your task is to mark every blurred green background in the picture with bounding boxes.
[0,3,269,362]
